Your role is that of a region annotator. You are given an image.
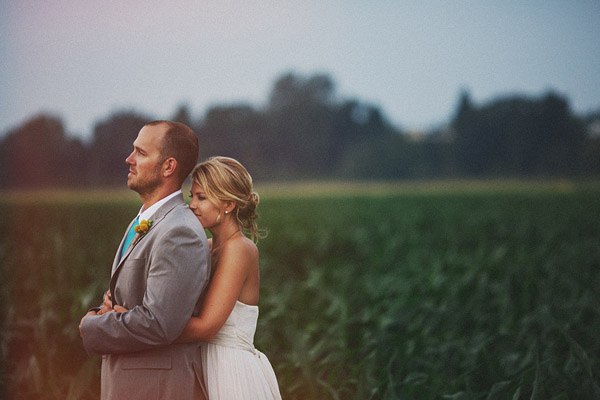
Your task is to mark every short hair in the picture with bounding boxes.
[146,120,199,184]
[192,156,264,242]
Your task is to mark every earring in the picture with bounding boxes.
[225,211,229,214]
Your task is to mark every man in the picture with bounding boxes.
[79,121,210,400]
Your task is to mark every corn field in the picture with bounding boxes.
[1,182,599,399]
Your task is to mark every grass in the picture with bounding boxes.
[1,180,599,399]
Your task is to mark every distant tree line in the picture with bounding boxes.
[1,72,599,189]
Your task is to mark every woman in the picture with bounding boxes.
[110,156,281,399]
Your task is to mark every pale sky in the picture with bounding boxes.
[1,0,599,140]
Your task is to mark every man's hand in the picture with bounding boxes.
[96,290,129,314]
[79,310,97,338]
[97,290,113,315]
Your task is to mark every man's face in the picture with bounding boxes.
[125,124,166,195]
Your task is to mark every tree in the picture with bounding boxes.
[263,73,337,177]
[263,72,403,178]
[451,91,586,177]
[580,110,600,175]
[89,112,151,185]
[0,115,82,188]
[196,104,267,175]
[171,104,194,129]
[533,93,585,175]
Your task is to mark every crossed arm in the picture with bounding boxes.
[79,228,210,356]
[78,290,126,337]
[81,236,257,346]
[176,239,257,343]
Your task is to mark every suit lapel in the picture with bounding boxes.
[111,194,186,274]
[111,218,138,276]
[109,194,186,306]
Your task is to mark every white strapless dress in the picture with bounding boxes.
[199,301,282,399]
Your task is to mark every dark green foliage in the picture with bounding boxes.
[0,116,88,188]
[88,112,151,186]
[3,73,597,190]
[451,91,587,177]
[1,186,599,399]
[0,200,139,399]
[256,188,600,399]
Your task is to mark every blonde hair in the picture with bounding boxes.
[192,156,264,242]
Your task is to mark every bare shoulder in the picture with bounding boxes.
[221,234,258,264]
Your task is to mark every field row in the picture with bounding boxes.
[1,187,599,399]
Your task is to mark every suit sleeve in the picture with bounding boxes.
[81,223,210,356]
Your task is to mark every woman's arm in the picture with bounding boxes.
[175,239,257,343]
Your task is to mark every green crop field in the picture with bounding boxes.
[1,181,599,399]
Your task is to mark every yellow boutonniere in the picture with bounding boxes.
[134,219,152,235]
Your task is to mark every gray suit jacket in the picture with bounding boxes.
[81,194,210,400]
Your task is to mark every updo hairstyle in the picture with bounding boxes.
[192,156,263,242]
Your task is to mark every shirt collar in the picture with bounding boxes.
[137,190,182,222]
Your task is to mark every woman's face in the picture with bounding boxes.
[189,181,222,230]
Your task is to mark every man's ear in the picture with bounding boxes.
[162,158,178,178]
